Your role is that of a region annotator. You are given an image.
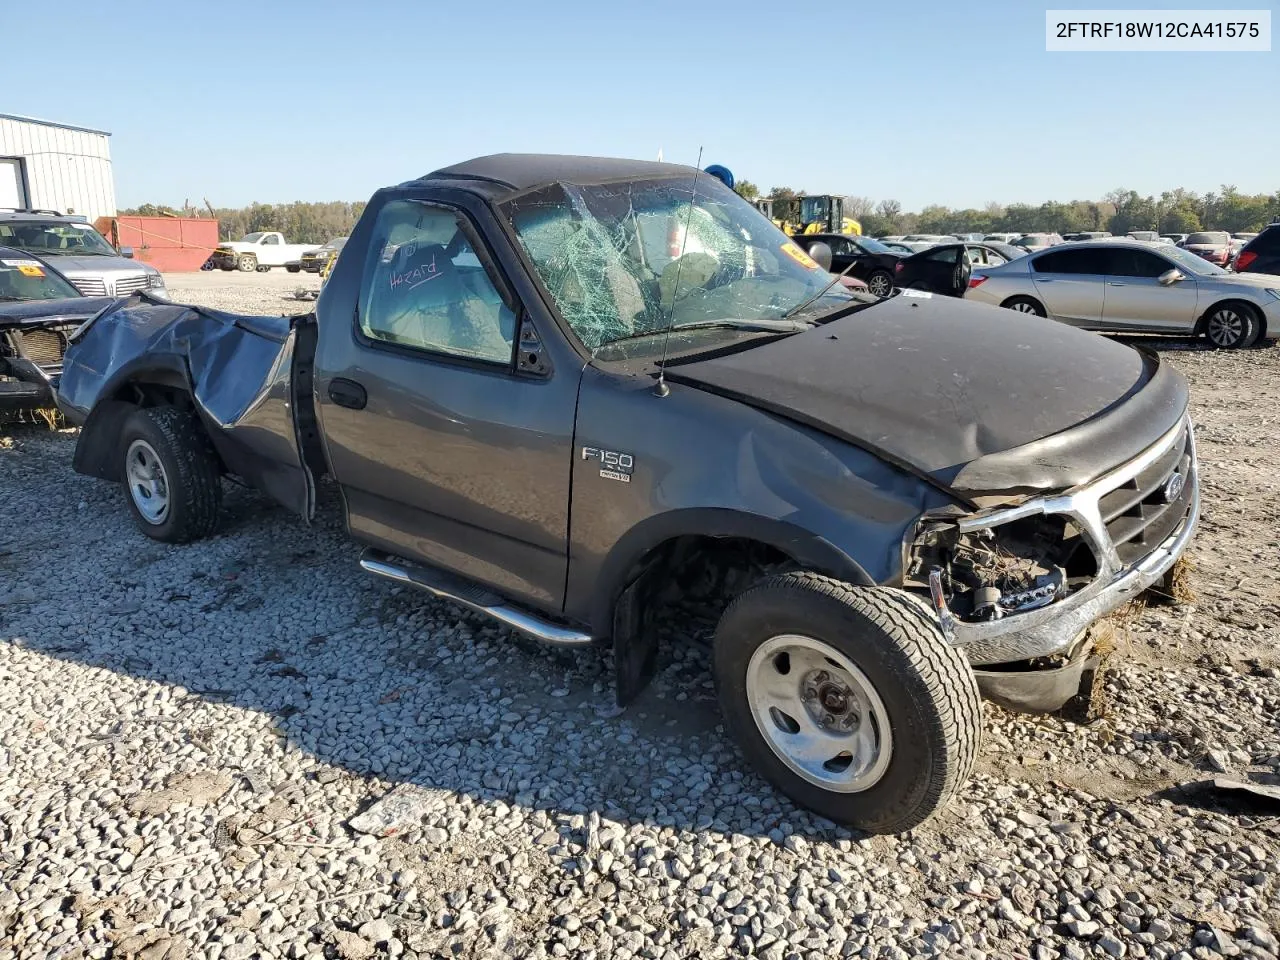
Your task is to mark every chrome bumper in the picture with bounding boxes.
[942,417,1199,665]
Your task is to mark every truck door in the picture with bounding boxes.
[313,197,579,610]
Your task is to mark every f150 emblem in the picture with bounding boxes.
[582,446,633,483]
[1159,472,1185,504]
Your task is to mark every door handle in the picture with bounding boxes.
[328,377,367,410]
[1037,278,1054,282]
[1108,282,1126,287]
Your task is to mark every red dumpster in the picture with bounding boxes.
[95,216,220,272]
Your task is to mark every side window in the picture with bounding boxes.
[925,246,960,263]
[1105,249,1170,278]
[1033,249,1102,274]
[262,234,280,245]
[359,200,517,365]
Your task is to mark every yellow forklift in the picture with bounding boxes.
[792,194,862,236]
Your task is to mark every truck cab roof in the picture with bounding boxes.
[423,154,699,199]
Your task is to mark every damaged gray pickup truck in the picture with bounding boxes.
[57,155,1199,832]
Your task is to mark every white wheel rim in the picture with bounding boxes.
[745,634,893,793]
[868,274,891,297]
[1011,301,1038,314]
[125,439,170,524]
[1208,310,1242,346]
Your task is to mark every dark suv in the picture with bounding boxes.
[1234,224,1280,276]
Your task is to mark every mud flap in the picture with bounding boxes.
[972,652,1101,715]
[612,571,659,707]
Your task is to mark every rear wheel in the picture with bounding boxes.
[713,573,981,833]
[119,406,222,543]
[286,264,300,273]
[1001,295,1046,317]
[237,254,257,273]
[1203,302,1260,349]
[866,270,893,298]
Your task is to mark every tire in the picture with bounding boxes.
[713,573,981,833]
[286,264,300,273]
[119,406,222,544]
[866,270,893,298]
[1001,295,1046,317]
[257,264,271,273]
[1202,302,1260,349]
[237,254,257,273]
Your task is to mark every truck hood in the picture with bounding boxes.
[665,292,1189,498]
[0,296,115,328]
[30,255,158,279]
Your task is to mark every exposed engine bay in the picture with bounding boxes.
[907,515,1092,623]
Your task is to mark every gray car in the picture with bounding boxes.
[966,239,1280,348]
[0,211,167,299]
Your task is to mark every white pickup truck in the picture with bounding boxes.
[211,232,315,272]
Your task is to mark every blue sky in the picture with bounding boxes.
[9,0,1277,210]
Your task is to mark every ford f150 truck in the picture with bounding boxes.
[211,231,314,272]
[56,155,1199,832]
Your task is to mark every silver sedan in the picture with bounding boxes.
[965,239,1280,349]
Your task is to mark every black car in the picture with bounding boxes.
[894,242,1017,296]
[1234,224,1280,276]
[0,247,114,415]
[793,233,903,297]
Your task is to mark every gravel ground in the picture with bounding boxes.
[1,272,1278,960]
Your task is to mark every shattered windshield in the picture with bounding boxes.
[505,176,862,355]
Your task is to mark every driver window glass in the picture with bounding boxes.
[1104,249,1169,278]
[359,200,516,364]
[262,234,280,245]
[925,246,960,262]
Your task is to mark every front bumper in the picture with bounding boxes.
[0,376,55,411]
[300,258,329,273]
[937,416,1199,666]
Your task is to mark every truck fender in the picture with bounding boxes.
[592,509,875,706]
[72,363,194,481]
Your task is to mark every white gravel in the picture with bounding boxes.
[0,271,1278,959]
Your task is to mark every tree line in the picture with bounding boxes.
[124,183,1278,244]
[118,201,366,245]
[733,181,1278,236]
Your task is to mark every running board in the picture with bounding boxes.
[358,548,594,648]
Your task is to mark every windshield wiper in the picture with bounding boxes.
[783,258,862,319]
[599,317,812,351]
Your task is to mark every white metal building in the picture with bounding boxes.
[0,114,117,221]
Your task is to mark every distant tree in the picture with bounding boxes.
[734,180,760,201]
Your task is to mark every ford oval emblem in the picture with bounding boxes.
[1160,472,1185,504]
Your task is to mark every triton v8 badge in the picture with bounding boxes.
[581,446,634,483]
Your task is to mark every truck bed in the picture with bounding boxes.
[56,297,319,518]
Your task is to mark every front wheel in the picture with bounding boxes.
[1203,302,1260,349]
[119,406,222,543]
[237,254,257,273]
[714,573,981,833]
[866,270,893,298]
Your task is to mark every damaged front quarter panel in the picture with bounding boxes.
[58,299,318,518]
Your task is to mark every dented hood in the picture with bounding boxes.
[666,292,1189,497]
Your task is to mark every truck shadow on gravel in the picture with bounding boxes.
[2,431,871,844]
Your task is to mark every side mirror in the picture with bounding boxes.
[807,242,833,271]
[120,246,135,258]
[1158,268,1184,285]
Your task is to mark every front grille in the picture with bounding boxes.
[114,276,151,294]
[71,278,107,297]
[14,326,74,374]
[1097,423,1194,565]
